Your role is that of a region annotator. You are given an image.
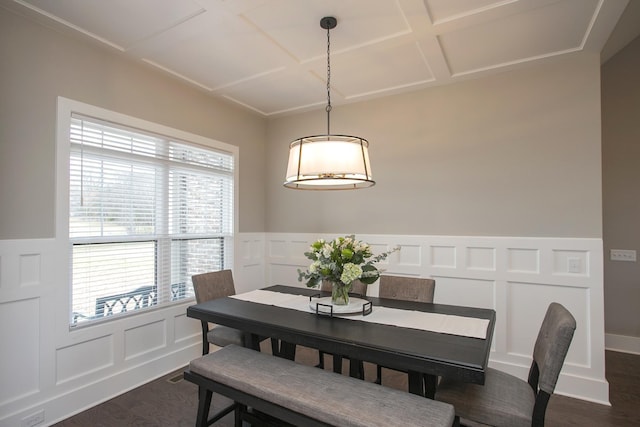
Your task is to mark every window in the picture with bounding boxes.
[67,112,234,326]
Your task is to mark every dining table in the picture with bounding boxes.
[187,285,495,398]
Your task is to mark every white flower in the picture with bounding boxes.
[355,241,368,252]
[309,261,320,273]
[322,243,333,258]
[340,263,362,284]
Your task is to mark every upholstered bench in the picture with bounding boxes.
[184,344,456,427]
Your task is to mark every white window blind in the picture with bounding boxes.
[69,114,234,326]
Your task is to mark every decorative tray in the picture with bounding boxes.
[308,296,372,317]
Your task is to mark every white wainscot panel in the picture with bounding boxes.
[397,244,421,267]
[433,277,495,310]
[506,282,589,367]
[269,263,304,287]
[368,242,392,265]
[431,246,456,268]
[125,320,166,360]
[239,237,262,267]
[250,239,264,260]
[0,298,40,404]
[57,335,114,384]
[267,239,287,259]
[507,248,539,273]
[19,253,41,287]
[290,240,311,257]
[466,247,495,271]
[552,249,589,276]
[239,238,252,261]
[235,264,266,293]
[174,313,199,344]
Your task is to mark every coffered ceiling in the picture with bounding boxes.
[4,0,634,116]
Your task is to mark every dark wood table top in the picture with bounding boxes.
[187,285,495,386]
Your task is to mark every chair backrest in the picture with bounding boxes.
[378,275,435,303]
[320,279,368,297]
[529,302,576,395]
[192,270,236,304]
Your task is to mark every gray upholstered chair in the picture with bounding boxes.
[375,275,436,385]
[435,302,576,427]
[192,270,247,354]
[317,279,368,377]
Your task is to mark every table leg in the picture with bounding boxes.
[245,333,261,351]
[279,341,297,360]
[270,339,296,360]
[408,370,425,397]
[349,358,365,380]
[332,354,343,374]
[407,372,437,398]
[270,338,280,356]
[423,374,437,399]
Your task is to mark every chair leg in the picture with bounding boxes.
[375,364,382,384]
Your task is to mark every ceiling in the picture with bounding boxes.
[4,0,637,117]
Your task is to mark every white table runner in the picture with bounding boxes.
[231,290,489,339]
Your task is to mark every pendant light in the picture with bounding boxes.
[284,16,375,190]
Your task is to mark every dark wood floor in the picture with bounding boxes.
[55,346,640,426]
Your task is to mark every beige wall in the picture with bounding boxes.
[0,8,267,238]
[266,54,603,237]
[602,35,640,338]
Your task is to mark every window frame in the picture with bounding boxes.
[56,97,239,329]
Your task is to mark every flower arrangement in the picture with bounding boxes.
[298,235,398,305]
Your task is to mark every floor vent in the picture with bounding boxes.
[167,374,183,384]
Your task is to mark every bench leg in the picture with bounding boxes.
[234,404,245,427]
[196,386,213,427]
[195,384,237,427]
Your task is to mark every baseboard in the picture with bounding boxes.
[605,333,640,355]
[1,343,200,427]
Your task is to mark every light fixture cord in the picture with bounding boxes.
[326,22,332,136]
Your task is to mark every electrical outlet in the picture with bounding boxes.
[610,249,637,262]
[568,257,582,273]
[21,410,44,427]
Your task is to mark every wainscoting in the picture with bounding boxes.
[0,232,609,425]
[0,238,202,426]
[240,232,609,404]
